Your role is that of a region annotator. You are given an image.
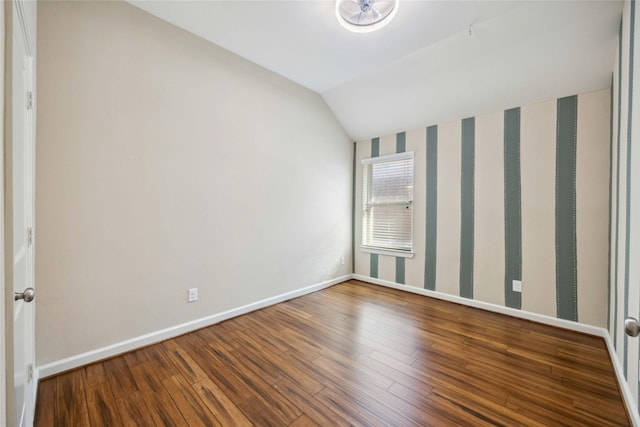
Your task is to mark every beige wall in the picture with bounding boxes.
[35,1,352,365]
[355,88,611,328]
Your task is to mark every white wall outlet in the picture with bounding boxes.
[188,288,198,303]
[340,257,345,265]
[512,280,522,293]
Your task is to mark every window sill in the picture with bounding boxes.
[361,246,414,258]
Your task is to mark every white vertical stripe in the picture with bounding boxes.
[435,120,461,296]
[576,90,612,328]
[378,255,396,283]
[520,99,557,318]
[379,134,396,157]
[404,127,426,288]
[473,111,505,306]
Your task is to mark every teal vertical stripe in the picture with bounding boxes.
[370,138,379,278]
[627,0,636,383]
[460,117,475,299]
[352,142,356,274]
[608,77,613,333]
[370,254,379,278]
[396,132,406,284]
[396,258,405,284]
[555,95,578,322]
[425,125,438,290]
[396,132,406,153]
[504,108,522,309]
[615,18,622,350]
[371,137,380,158]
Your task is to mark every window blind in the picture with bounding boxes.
[362,152,414,252]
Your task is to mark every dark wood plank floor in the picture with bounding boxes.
[35,280,630,426]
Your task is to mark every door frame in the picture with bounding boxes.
[2,1,11,424]
[0,0,6,421]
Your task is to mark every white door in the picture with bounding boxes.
[11,1,36,425]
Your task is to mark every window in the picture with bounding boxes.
[361,151,414,256]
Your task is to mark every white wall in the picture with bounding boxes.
[35,1,352,366]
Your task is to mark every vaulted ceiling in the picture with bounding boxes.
[129,1,622,141]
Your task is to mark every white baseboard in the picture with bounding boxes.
[37,274,350,378]
[352,274,604,336]
[35,272,640,426]
[603,330,640,426]
[352,274,640,426]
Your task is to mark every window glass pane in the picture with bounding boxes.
[370,159,413,203]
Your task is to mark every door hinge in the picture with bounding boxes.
[27,91,33,110]
[27,227,33,245]
[27,364,34,382]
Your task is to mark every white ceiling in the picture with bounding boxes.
[129,0,622,141]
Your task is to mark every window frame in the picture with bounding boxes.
[361,151,415,258]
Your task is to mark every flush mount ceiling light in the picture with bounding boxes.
[336,0,399,33]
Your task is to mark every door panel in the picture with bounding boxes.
[11,0,35,425]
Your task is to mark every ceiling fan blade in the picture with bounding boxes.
[350,12,364,23]
[371,7,381,20]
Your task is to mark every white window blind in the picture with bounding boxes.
[362,152,414,254]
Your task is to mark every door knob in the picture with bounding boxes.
[625,317,640,337]
[14,287,34,303]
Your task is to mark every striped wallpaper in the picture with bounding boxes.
[354,89,610,328]
[610,0,640,410]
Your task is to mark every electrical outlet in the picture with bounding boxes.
[512,280,522,293]
[188,288,198,303]
[340,257,345,265]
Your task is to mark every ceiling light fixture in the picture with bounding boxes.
[336,0,399,33]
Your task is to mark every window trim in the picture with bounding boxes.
[361,151,414,166]
[361,245,415,258]
[361,151,415,257]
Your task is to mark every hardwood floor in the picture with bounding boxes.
[35,280,630,426]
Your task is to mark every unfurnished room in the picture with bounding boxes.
[2,0,640,425]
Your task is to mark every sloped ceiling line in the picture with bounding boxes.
[129,1,622,141]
